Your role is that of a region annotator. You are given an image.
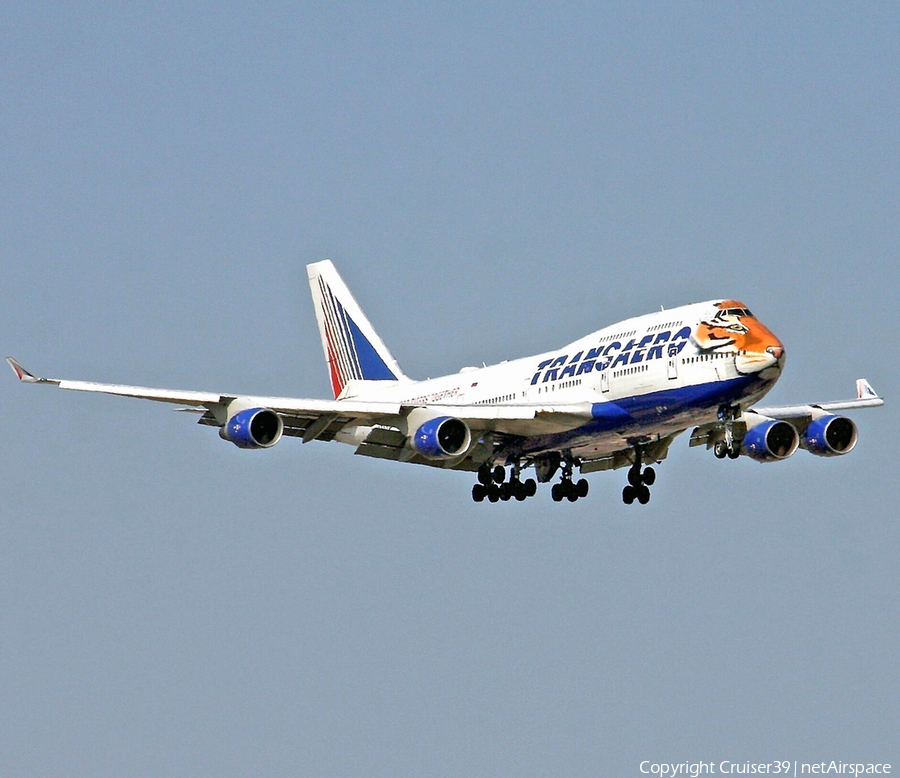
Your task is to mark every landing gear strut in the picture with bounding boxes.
[472,462,537,503]
[622,447,655,505]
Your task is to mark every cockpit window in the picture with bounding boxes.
[725,308,753,317]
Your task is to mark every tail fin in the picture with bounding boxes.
[307,260,408,398]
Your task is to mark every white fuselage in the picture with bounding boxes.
[337,300,786,461]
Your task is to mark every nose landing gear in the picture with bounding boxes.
[713,404,742,459]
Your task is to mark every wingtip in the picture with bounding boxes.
[6,357,38,383]
[856,378,879,400]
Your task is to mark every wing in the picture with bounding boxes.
[6,356,402,443]
[7,357,598,467]
[750,378,884,421]
[690,378,884,450]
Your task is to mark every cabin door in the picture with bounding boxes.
[667,355,678,380]
[600,369,610,393]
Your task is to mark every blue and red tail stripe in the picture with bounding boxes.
[318,278,398,397]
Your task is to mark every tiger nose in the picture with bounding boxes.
[766,345,784,360]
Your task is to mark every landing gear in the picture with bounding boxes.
[714,404,742,460]
[713,440,741,459]
[622,448,655,505]
[473,462,536,503]
[550,460,589,503]
[622,483,651,505]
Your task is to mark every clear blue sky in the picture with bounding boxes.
[2,4,898,776]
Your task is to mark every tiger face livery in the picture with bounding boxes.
[695,300,785,376]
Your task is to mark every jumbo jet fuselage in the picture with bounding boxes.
[334,299,786,463]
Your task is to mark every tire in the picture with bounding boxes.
[492,465,506,483]
[488,485,500,503]
[727,444,741,459]
[472,484,486,502]
[637,485,651,504]
[628,467,642,487]
[566,486,579,502]
[524,478,537,497]
[576,478,589,498]
[477,464,493,485]
[622,485,636,505]
[642,467,656,486]
[551,483,564,502]
[714,441,728,459]
[515,484,527,501]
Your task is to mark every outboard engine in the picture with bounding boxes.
[802,415,858,457]
[741,418,799,463]
[220,407,284,449]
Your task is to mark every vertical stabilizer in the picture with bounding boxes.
[307,260,408,398]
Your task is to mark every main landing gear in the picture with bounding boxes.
[472,463,537,503]
[551,460,589,503]
[622,448,655,505]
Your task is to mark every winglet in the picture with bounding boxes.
[856,378,879,400]
[5,357,59,386]
[7,357,39,383]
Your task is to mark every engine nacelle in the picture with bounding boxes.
[411,416,471,459]
[741,419,799,463]
[802,414,857,457]
[220,407,284,449]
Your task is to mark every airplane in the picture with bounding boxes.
[7,260,884,505]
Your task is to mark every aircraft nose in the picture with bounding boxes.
[766,345,784,360]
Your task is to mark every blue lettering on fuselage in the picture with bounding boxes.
[532,326,691,385]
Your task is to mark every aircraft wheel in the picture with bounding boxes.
[627,467,642,488]
[492,465,506,483]
[727,444,741,459]
[566,484,579,502]
[637,485,651,504]
[622,485,636,505]
[477,464,493,485]
[515,483,527,501]
[472,484,486,502]
[500,483,512,501]
[576,478,589,498]
[642,467,656,486]
[487,485,500,503]
[714,441,728,459]
[524,478,537,497]
[551,483,564,502]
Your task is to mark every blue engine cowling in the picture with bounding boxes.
[802,414,857,457]
[220,408,284,449]
[411,416,471,459]
[741,419,799,463]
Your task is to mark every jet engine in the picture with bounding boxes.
[220,407,284,449]
[741,419,799,463]
[802,414,858,457]
[411,415,471,459]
